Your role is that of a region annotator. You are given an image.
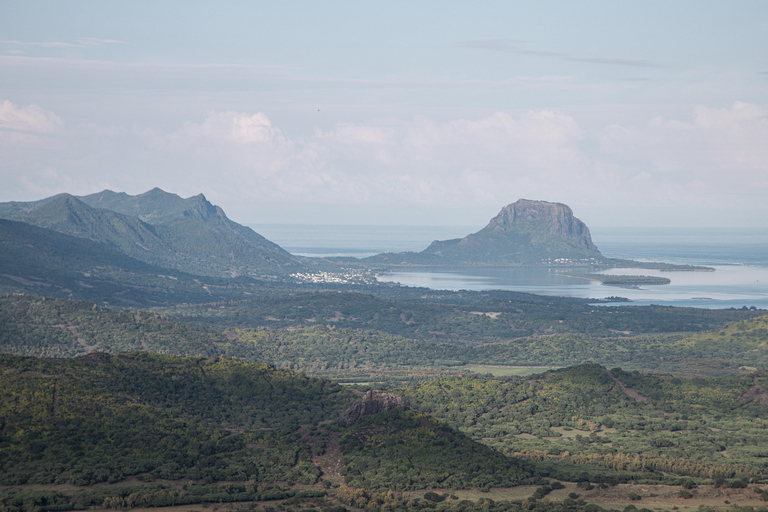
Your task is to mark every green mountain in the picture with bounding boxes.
[80,188,283,254]
[420,199,604,265]
[0,219,274,306]
[365,199,606,266]
[0,190,300,278]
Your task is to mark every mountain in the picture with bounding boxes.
[80,187,215,223]
[0,190,300,278]
[0,218,267,306]
[80,188,276,252]
[366,199,606,266]
[0,351,532,497]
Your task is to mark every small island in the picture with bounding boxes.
[566,273,671,287]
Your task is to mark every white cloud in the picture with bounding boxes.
[0,99,63,134]
[179,111,287,146]
[600,101,768,176]
[2,101,766,226]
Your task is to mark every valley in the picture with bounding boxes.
[1,189,767,512]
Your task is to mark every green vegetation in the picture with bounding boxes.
[4,190,768,512]
[566,274,672,287]
[0,192,300,278]
[339,408,532,490]
[401,364,768,480]
[3,295,766,381]
[0,352,353,486]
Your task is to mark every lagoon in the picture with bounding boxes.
[250,224,768,309]
[377,265,768,309]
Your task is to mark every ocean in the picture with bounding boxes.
[249,224,768,309]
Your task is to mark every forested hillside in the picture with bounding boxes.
[0,352,353,486]
[0,352,565,512]
[402,364,768,480]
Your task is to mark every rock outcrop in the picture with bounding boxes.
[340,390,407,425]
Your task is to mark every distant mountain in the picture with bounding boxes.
[423,199,604,264]
[0,189,301,278]
[80,187,214,223]
[0,218,262,306]
[367,199,606,266]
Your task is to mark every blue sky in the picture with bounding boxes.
[1,1,767,227]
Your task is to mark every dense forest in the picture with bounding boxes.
[402,364,768,479]
[4,350,768,512]
[3,294,766,381]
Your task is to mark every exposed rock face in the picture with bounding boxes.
[484,199,597,243]
[420,199,604,265]
[340,390,407,425]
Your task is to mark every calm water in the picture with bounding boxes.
[250,224,768,309]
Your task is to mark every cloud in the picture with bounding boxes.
[600,101,768,174]
[0,39,86,48]
[74,38,129,46]
[0,99,63,134]
[179,111,287,145]
[2,102,766,226]
[0,55,579,96]
[0,38,128,49]
[458,39,667,68]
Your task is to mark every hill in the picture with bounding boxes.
[0,352,354,486]
[0,190,300,278]
[0,352,539,511]
[402,363,768,481]
[363,199,709,271]
[420,199,604,266]
[0,219,285,306]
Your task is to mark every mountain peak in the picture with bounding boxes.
[1,188,300,278]
[139,187,177,198]
[418,199,604,265]
[483,199,593,239]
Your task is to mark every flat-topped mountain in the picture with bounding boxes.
[366,199,606,266]
[0,189,300,278]
[422,199,604,265]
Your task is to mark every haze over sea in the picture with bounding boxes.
[251,225,768,310]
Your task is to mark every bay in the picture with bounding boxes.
[250,224,768,309]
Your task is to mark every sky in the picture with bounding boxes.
[1,1,767,228]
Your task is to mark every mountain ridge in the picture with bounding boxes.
[0,190,301,278]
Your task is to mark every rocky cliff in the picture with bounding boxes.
[340,390,407,425]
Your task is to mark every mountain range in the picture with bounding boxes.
[0,189,704,307]
[0,188,300,278]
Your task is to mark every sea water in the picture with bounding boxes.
[249,224,768,309]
